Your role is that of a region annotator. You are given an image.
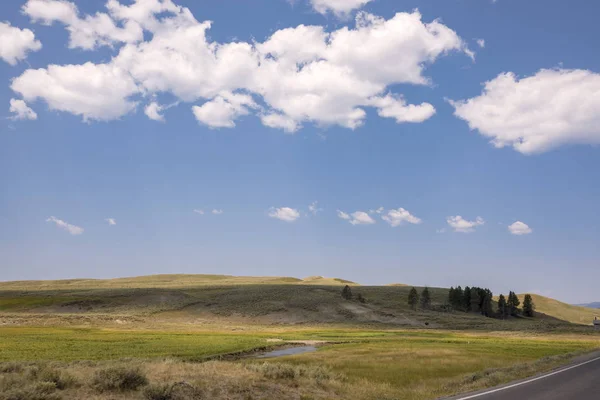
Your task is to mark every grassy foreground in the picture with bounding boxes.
[0,326,599,399]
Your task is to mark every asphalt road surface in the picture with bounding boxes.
[445,353,600,400]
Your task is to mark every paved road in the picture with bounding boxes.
[445,353,600,400]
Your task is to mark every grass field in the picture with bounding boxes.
[0,327,598,399]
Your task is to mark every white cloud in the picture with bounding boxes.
[9,99,38,120]
[381,208,422,227]
[105,218,116,225]
[11,62,139,121]
[508,221,532,235]
[447,215,484,233]
[436,228,446,234]
[476,39,485,48]
[144,102,164,121]
[261,113,300,133]
[369,207,384,214]
[337,210,351,220]
[308,201,322,215]
[23,0,143,50]
[268,207,301,222]
[212,209,223,215]
[369,94,436,124]
[338,210,376,225]
[192,92,257,128]
[309,0,373,17]
[16,2,471,128]
[0,22,42,65]
[46,216,84,235]
[451,69,600,154]
[193,209,204,215]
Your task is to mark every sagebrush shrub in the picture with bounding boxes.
[92,366,148,392]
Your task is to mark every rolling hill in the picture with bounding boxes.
[0,274,355,291]
[518,294,599,325]
[0,274,597,329]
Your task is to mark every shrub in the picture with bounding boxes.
[143,383,173,400]
[246,362,336,383]
[0,362,24,374]
[0,380,60,400]
[143,382,201,400]
[356,293,366,304]
[37,368,77,390]
[92,366,148,392]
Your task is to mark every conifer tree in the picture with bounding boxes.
[408,287,419,310]
[523,294,535,317]
[341,285,353,300]
[463,286,472,312]
[470,287,481,313]
[421,287,431,310]
[481,289,493,317]
[498,294,507,319]
[507,291,521,316]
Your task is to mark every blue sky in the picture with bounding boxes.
[1,0,599,304]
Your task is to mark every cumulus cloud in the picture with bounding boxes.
[369,207,384,214]
[338,210,376,225]
[22,0,143,50]
[11,62,139,121]
[508,221,532,235]
[46,216,84,235]
[105,218,116,225]
[268,207,301,222]
[309,0,373,17]
[451,69,600,154]
[9,99,38,120]
[144,102,164,121]
[193,209,204,215]
[192,92,257,128]
[476,39,485,48]
[211,209,223,215]
[16,1,471,128]
[0,22,42,65]
[381,208,422,227]
[447,215,484,233]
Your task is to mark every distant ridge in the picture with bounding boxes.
[0,273,358,290]
[576,302,600,309]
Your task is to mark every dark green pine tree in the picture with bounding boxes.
[408,287,419,310]
[470,287,481,313]
[341,285,353,300]
[523,294,535,317]
[455,286,464,310]
[497,294,508,319]
[508,291,521,316]
[463,286,472,312]
[481,289,493,317]
[420,287,431,310]
[448,287,455,307]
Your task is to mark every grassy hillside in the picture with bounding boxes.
[0,274,597,329]
[519,294,599,326]
[0,274,355,291]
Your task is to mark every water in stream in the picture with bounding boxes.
[255,346,317,358]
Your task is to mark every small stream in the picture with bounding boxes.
[254,345,317,359]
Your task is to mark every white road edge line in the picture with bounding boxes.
[455,356,600,400]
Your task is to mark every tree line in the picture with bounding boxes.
[407,286,535,318]
[340,284,535,319]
